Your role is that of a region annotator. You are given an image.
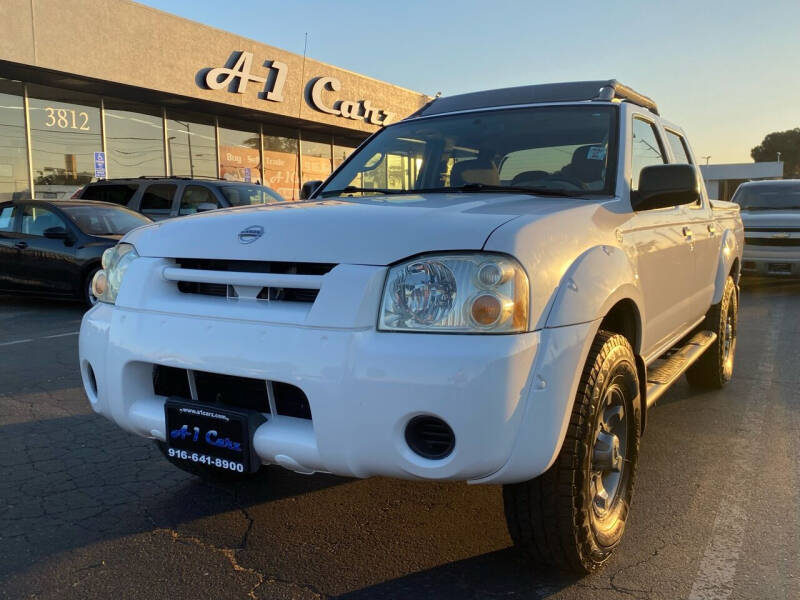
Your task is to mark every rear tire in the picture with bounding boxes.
[156,441,261,483]
[686,276,737,389]
[503,331,641,574]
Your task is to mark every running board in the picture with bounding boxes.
[645,330,717,408]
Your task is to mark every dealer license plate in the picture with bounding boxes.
[768,263,792,274]
[165,399,264,473]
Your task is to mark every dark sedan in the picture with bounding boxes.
[0,199,151,306]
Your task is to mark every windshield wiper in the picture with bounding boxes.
[320,186,404,197]
[321,183,588,199]
[740,206,797,211]
[419,183,584,197]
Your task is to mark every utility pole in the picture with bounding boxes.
[702,156,711,165]
[777,152,782,178]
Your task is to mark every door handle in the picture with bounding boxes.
[682,226,693,238]
[708,224,717,235]
[14,241,28,250]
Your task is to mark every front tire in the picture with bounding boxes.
[82,266,101,308]
[686,275,737,389]
[503,331,641,573]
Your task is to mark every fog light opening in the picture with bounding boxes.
[83,361,98,402]
[405,415,455,460]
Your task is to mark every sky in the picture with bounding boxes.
[139,0,800,164]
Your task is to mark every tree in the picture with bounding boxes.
[751,128,800,178]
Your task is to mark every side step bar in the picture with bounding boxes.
[645,330,717,408]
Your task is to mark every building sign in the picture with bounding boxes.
[308,77,394,126]
[201,51,394,126]
[204,51,287,102]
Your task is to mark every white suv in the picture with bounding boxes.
[80,80,743,573]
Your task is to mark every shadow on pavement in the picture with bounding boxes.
[0,412,349,579]
[335,549,577,599]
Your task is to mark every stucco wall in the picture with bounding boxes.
[0,0,429,133]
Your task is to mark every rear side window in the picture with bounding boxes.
[631,118,666,191]
[179,186,220,215]
[0,205,15,232]
[665,130,692,164]
[81,184,139,206]
[140,184,176,216]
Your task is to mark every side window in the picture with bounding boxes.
[0,205,15,233]
[631,118,666,191]
[665,131,692,164]
[81,184,139,205]
[140,184,176,217]
[179,186,219,215]
[20,205,66,237]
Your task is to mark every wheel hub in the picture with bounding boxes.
[593,430,622,472]
[590,384,628,517]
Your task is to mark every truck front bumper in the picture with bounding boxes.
[79,303,595,484]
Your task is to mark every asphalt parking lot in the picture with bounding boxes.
[1,280,798,600]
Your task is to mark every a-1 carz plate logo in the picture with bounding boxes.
[238,225,264,244]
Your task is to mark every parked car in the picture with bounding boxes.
[73,177,285,221]
[79,80,743,573]
[0,199,151,306]
[732,179,800,277]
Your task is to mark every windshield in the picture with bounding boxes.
[319,105,617,198]
[62,205,151,235]
[220,185,285,206]
[732,183,800,210]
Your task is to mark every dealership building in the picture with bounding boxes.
[0,0,429,201]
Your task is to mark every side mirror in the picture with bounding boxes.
[300,180,323,200]
[196,202,217,213]
[43,226,69,239]
[631,164,700,211]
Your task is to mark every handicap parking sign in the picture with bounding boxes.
[94,151,106,178]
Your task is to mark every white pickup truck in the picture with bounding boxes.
[80,80,743,573]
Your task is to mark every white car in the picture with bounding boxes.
[80,80,743,573]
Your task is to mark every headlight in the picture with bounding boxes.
[379,253,529,333]
[92,243,138,304]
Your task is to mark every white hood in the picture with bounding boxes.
[123,194,579,265]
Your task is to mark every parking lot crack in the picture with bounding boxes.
[158,527,265,598]
[604,536,670,598]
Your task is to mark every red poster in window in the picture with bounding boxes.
[219,145,261,184]
[263,149,299,201]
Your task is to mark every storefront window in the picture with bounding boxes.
[300,132,332,184]
[263,126,299,200]
[0,79,29,201]
[333,136,362,170]
[27,84,101,198]
[218,121,261,183]
[104,100,165,178]
[166,112,217,178]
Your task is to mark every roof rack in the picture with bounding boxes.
[410,80,658,118]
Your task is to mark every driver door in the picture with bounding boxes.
[15,204,79,295]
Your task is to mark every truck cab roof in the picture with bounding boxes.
[410,80,658,119]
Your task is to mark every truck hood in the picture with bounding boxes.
[123,194,585,265]
[740,209,800,230]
